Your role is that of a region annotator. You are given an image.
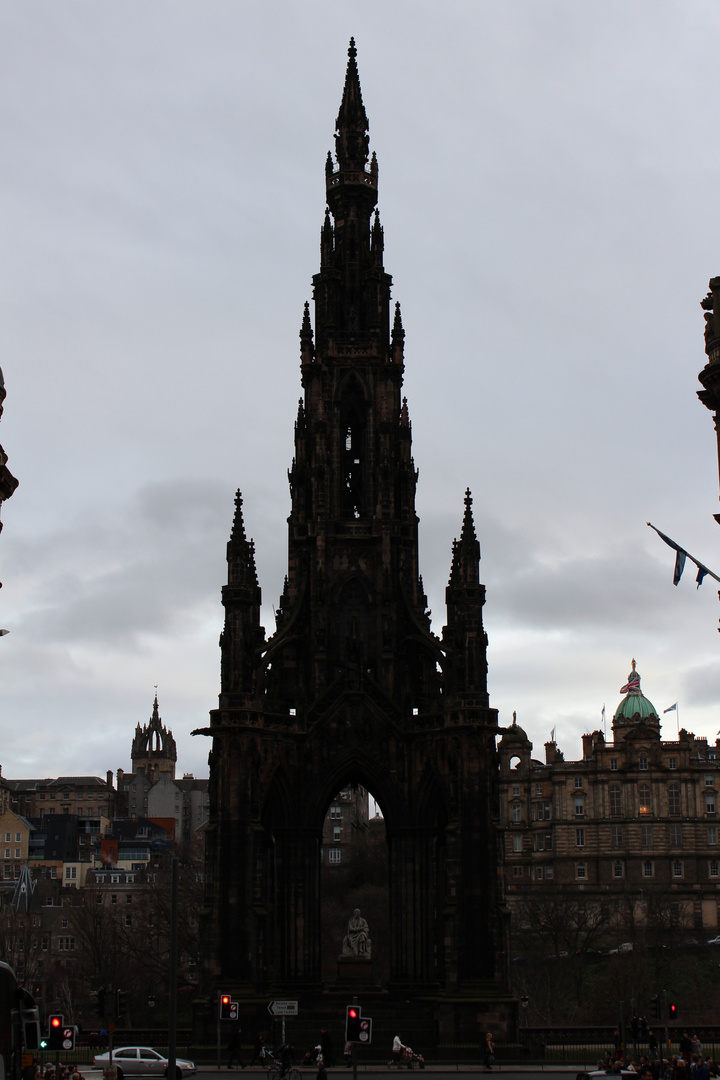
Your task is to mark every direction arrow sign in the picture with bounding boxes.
[267,1000,298,1017]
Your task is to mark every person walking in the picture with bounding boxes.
[482,1032,495,1072]
[320,1028,334,1068]
[392,1034,406,1066]
[250,1034,265,1067]
[228,1027,245,1069]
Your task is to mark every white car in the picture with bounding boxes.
[92,1047,196,1080]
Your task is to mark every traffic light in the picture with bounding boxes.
[219,994,237,1020]
[650,996,660,1019]
[116,989,128,1019]
[48,1015,63,1051]
[669,1002,678,1020]
[631,1016,639,1040]
[21,1007,40,1050]
[345,1005,361,1042]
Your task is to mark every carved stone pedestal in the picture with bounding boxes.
[336,956,375,987]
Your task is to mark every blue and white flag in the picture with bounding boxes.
[663,703,677,714]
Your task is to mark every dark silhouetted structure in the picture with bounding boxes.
[197,41,511,1040]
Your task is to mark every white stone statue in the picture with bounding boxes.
[341,907,371,959]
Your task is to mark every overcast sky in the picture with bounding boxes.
[1,1,720,786]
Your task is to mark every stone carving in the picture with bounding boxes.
[341,908,371,959]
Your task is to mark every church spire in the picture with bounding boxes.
[334,37,370,172]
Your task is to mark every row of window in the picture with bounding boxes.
[512,859,720,881]
[513,785,717,822]
[514,824,720,852]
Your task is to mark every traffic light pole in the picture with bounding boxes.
[663,990,669,1054]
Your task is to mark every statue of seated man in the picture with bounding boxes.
[341,908,371,958]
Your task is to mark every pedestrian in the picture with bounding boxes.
[228,1027,245,1069]
[317,1056,328,1080]
[250,1034,264,1066]
[343,1041,352,1068]
[482,1032,495,1072]
[279,1044,296,1079]
[392,1034,406,1066]
[320,1028,334,1068]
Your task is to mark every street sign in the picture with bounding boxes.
[267,1000,298,1017]
[358,1018,372,1044]
[61,1027,75,1051]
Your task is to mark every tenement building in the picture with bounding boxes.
[500,661,720,932]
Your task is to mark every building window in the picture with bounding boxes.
[672,860,683,879]
[328,847,342,864]
[111,895,117,905]
[641,824,653,848]
[330,805,341,819]
[512,804,521,823]
[710,860,719,879]
[609,786,622,816]
[668,784,681,816]
[574,796,584,817]
[64,867,76,880]
[709,826,717,845]
[611,825,623,849]
[125,914,132,927]
[512,835,522,853]
[533,867,543,881]
[3,834,8,843]
[332,827,341,841]
[544,832,553,851]
[535,783,542,796]
[611,758,618,771]
[14,834,20,844]
[668,757,677,770]
[512,785,520,797]
[512,866,523,878]
[707,793,716,815]
[574,776,583,789]
[57,937,75,951]
[61,918,68,929]
[639,755,648,771]
[638,783,652,815]
[706,775,714,787]
[41,937,48,951]
[3,850,8,860]
[643,860,654,878]
[613,861,624,879]
[576,828,585,847]
[670,824,683,848]
[576,863,587,880]
[545,866,554,880]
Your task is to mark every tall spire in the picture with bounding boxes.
[334,37,370,172]
[448,489,481,586]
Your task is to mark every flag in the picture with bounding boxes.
[601,705,606,720]
[620,675,640,694]
[647,522,720,588]
[550,726,556,742]
[664,703,677,714]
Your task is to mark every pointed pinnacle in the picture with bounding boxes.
[335,37,370,170]
[230,489,247,543]
[460,488,478,545]
[300,300,313,339]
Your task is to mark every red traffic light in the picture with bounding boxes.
[348,1008,358,1019]
[50,1016,62,1029]
[221,995,231,1005]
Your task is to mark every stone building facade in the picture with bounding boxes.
[500,662,720,932]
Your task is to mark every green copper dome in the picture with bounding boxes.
[613,659,659,724]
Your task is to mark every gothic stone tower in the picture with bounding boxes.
[198,41,509,1025]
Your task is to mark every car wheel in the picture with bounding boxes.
[164,1069,183,1080]
[115,1069,124,1080]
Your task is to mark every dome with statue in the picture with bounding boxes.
[612,659,660,734]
